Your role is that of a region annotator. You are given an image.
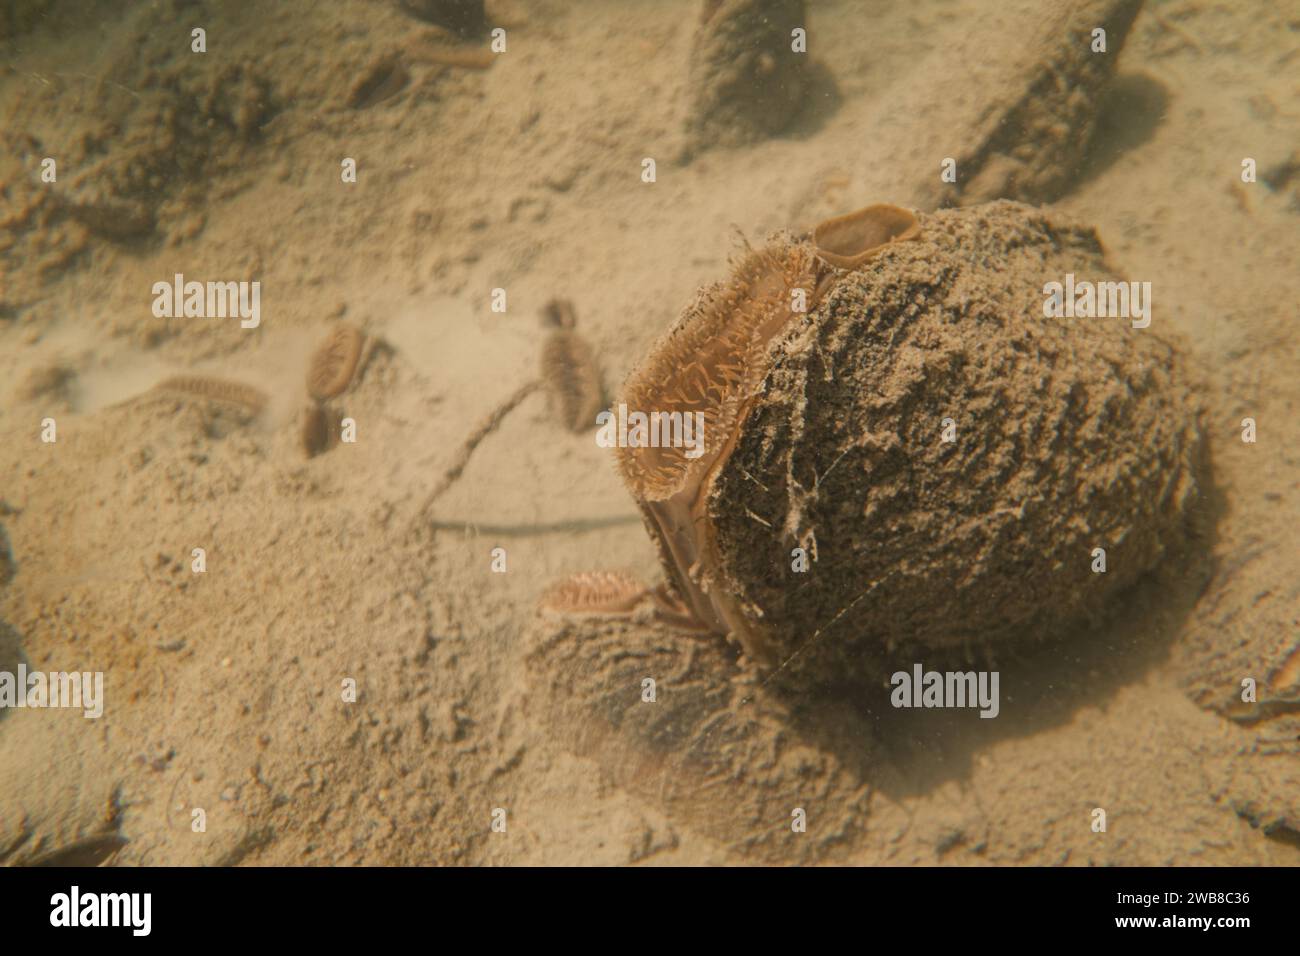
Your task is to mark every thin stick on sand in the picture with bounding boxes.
[416,380,541,522]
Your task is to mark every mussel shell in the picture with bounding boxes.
[705,201,1204,683]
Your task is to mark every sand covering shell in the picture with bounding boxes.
[686,0,811,149]
[706,201,1203,683]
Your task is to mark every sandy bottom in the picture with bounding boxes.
[0,0,1298,865]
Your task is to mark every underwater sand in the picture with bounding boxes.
[0,0,1298,865]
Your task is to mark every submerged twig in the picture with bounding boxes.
[416,379,541,520]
